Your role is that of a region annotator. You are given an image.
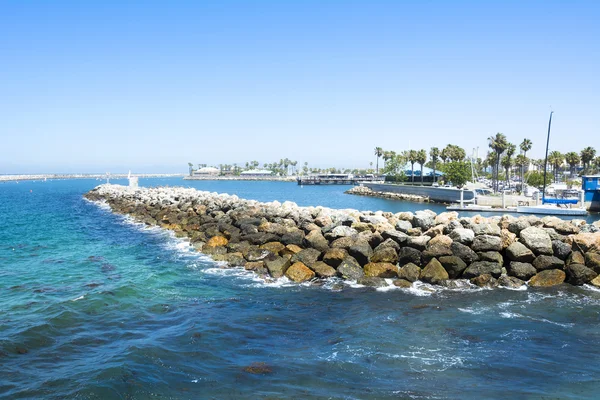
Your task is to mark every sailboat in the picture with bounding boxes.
[517,111,587,216]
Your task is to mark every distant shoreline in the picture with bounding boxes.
[183,176,296,182]
[0,173,185,182]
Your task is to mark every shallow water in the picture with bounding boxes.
[1,178,600,399]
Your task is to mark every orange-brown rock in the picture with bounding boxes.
[529,269,566,287]
[206,235,228,248]
[364,262,398,278]
[285,262,315,283]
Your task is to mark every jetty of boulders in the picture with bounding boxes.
[85,184,600,289]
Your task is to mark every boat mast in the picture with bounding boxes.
[541,111,553,202]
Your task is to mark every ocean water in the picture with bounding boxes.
[1,177,600,399]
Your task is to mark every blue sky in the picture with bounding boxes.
[1,0,599,173]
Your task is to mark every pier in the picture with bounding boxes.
[297,174,383,185]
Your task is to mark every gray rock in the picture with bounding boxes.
[472,223,501,236]
[266,255,292,278]
[508,219,531,235]
[357,276,388,288]
[245,248,276,262]
[370,246,399,264]
[463,261,502,279]
[304,230,330,252]
[566,264,598,285]
[336,257,365,280]
[552,240,572,260]
[532,255,565,271]
[406,235,430,251]
[291,248,322,267]
[438,256,467,279]
[420,258,449,284]
[330,225,359,238]
[470,274,498,288]
[507,261,537,280]
[398,262,421,282]
[413,210,436,230]
[585,252,600,273]
[448,228,475,245]
[395,220,413,233]
[330,236,356,250]
[398,247,422,266]
[471,235,502,252]
[381,230,409,245]
[393,279,413,288]
[519,227,553,255]
[348,240,373,266]
[374,238,401,253]
[506,242,535,263]
[451,242,479,265]
[498,275,525,289]
[477,251,503,265]
[567,251,586,266]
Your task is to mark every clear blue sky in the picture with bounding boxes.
[1,0,599,173]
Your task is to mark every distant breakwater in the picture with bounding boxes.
[85,184,600,290]
[346,185,429,203]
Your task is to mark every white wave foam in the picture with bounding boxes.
[500,311,523,319]
[71,295,85,302]
[457,306,490,315]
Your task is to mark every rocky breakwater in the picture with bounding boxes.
[85,184,600,289]
[346,185,428,202]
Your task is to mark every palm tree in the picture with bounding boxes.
[488,133,508,192]
[416,149,427,184]
[514,154,528,193]
[504,143,516,187]
[382,151,392,169]
[430,147,440,183]
[408,150,418,184]
[519,138,532,187]
[564,152,580,178]
[374,147,383,174]
[548,151,564,183]
[581,147,596,173]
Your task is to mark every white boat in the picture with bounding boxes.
[516,204,587,216]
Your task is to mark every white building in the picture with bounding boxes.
[193,167,220,176]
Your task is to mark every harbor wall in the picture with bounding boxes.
[85,184,600,289]
[364,183,476,203]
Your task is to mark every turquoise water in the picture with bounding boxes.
[1,178,600,399]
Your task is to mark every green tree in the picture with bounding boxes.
[407,150,418,184]
[524,170,545,188]
[548,151,564,183]
[188,162,194,176]
[430,147,440,183]
[440,161,470,187]
[488,133,508,192]
[416,149,427,184]
[502,143,516,187]
[564,152,580,178]
[514,154,528,193]
[581,146,596,172]
[374,147,383,174]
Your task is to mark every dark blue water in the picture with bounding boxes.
[1,178,600,399]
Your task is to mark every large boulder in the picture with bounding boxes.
[322,248,348,268]
[395,220,413,233]
[438,256,467,279]
[529,269,566,287]
[266,255,292,278]
[281,229,305,246]
[498,275,525,289]
[244,248,277,262]
[500,229,517,249]
[420,258,449,284]
[330,236,355,250]
[463,261,502,279]
[477,251,503,265]
[370,246,399,264]
[422,235,453,260]
[472,223,501,236]
[566,264,598,286]
[348,240,373,266]
[380,230,409,245]
[508,219,531,235]
[398,247,422,266]
[506,242,535,263]
[552,240,572,260]
[374,238,401,253]
[448,228,474,245]
[406,235,430,251]
[507,262,537,281]
[304,230,330,252]
[285,262,315,283]
[470,274,498,288]
[357,276,388,288]
[291,248,321,267]
[259,242,285,255]
[451,242,479,265]
[585,252,600,273]
[471,235,502,252]
[364,262,398,278]
[311,261,337,278]
[555,221,580,235]
[398,263,421,282]
[413,210,435,230]
[329,225,359,239]
[532,255,565,271]
[519,227,553,255]
[336,257,365,280]
[567,251,586,266]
